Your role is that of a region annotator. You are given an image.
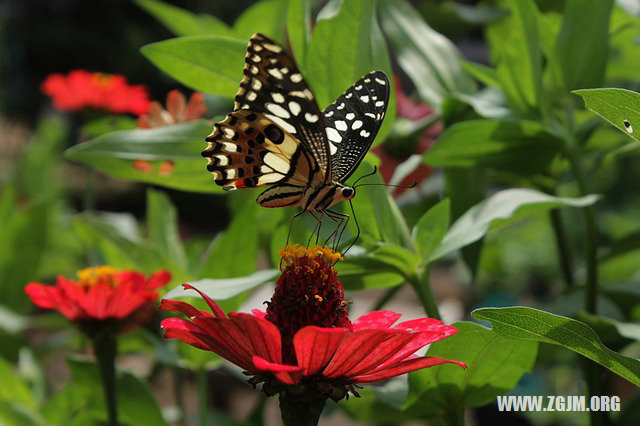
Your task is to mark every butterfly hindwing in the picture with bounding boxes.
[323,71,390,182]
[234,33,332,181]
[202,110,315,191]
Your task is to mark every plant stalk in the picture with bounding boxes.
[549,209,575,289]
[279,392,327,426]
[372,284,404,311]
[93,332,118,426]
[409,267,441,320]
[197,367,209,426]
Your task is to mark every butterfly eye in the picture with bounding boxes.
[342,187,355,198]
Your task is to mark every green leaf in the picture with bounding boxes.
[412,198,450,260]
[141,36,246,97]
[351,171,412,247]
[369,244,422,276]
[573,88,640,142]
[65,121,219,193]
[406,322,537,416]
[233,0,288,43]
[72,214,166,273]
[549,0,614,92]
[472,307,640,387]
[423,119,560,174]
[0,357,36,410]
[0,400,45,426]
[305,0,395,141]
[336,257,406,290]
[287,0,311,66]
[379,0,475,113]
[198,198,259,278]
[429,189,599,261]
[164,269,279,300]
[461,61,500,88]
[135,0,233,37]
[0,188,49,313]
[146,189,187,270]
[494,0,547,116]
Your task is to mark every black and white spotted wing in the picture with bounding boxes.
[233,33,331,181]
[323,71,390,182]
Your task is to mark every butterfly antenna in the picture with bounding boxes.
[354,181,417,189]
[352,165,378,187]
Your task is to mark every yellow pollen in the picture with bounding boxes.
[278,244,343,267]
[76,266,119,288]
[314,295,323,302]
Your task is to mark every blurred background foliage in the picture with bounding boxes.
[1,0,640,425]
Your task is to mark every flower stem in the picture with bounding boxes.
[549,208,575,289]
[279,392,327,426]
[93,332,118,426]
[197,367,209,426]
[409,267,441,320]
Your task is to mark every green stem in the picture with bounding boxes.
[409,267,441,320]
[174,368,186,426]
[443,408,465,426]
[93,332,118,426]
[279,392,327,426]
[549,209,575,289]
[564,101,605,426]
[197,368,209,426]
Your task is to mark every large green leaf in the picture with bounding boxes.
[494,0,547,117]
[472,307,640,386]
[164,269,279,300]
[65,121,218,193]
[573,88,640,142]
[141,36,246,97]
[423,119,560,174]
[0,400,45,426]
[379,0,475,113]
[549,0,614,92]
[337,257,406,290]
[233,0,288,43]
[305,0,395,141]
[146,189,187,270]
[135,0,233,37]
[412,198,450,261]
[198,198,259,279]
[429,189,598,261]
[405,322,537,417]
[72,214,166,273]
[0,357,36,410]
[286,0,312,66]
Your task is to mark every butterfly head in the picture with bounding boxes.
[340,186,356,201]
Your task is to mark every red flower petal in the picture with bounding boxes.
[252,356,303,385]
[353,356,467,383]
[352,310,402,331]
[147,270,172,289]
[160,299,214,319]
[321,330,410,378]
[293,326,349,376]
[181,284,226,318]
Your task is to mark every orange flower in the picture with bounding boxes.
[41,70,150,115]
[138,90,207,128]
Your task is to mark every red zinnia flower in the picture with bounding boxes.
[41,69,150,115]
[138,89,207,128]
[161,246,464,401]
[25,266,171,327]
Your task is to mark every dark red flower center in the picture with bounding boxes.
[266,245,351,364]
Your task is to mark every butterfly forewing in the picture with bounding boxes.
[323,71,390,182]
[233,33,332,181]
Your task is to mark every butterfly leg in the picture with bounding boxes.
[324,209,350,253]
[285,208,306,248]
[306,210,322,247]
[320,210,341,248]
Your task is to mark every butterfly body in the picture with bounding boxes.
[202,33,389,213]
